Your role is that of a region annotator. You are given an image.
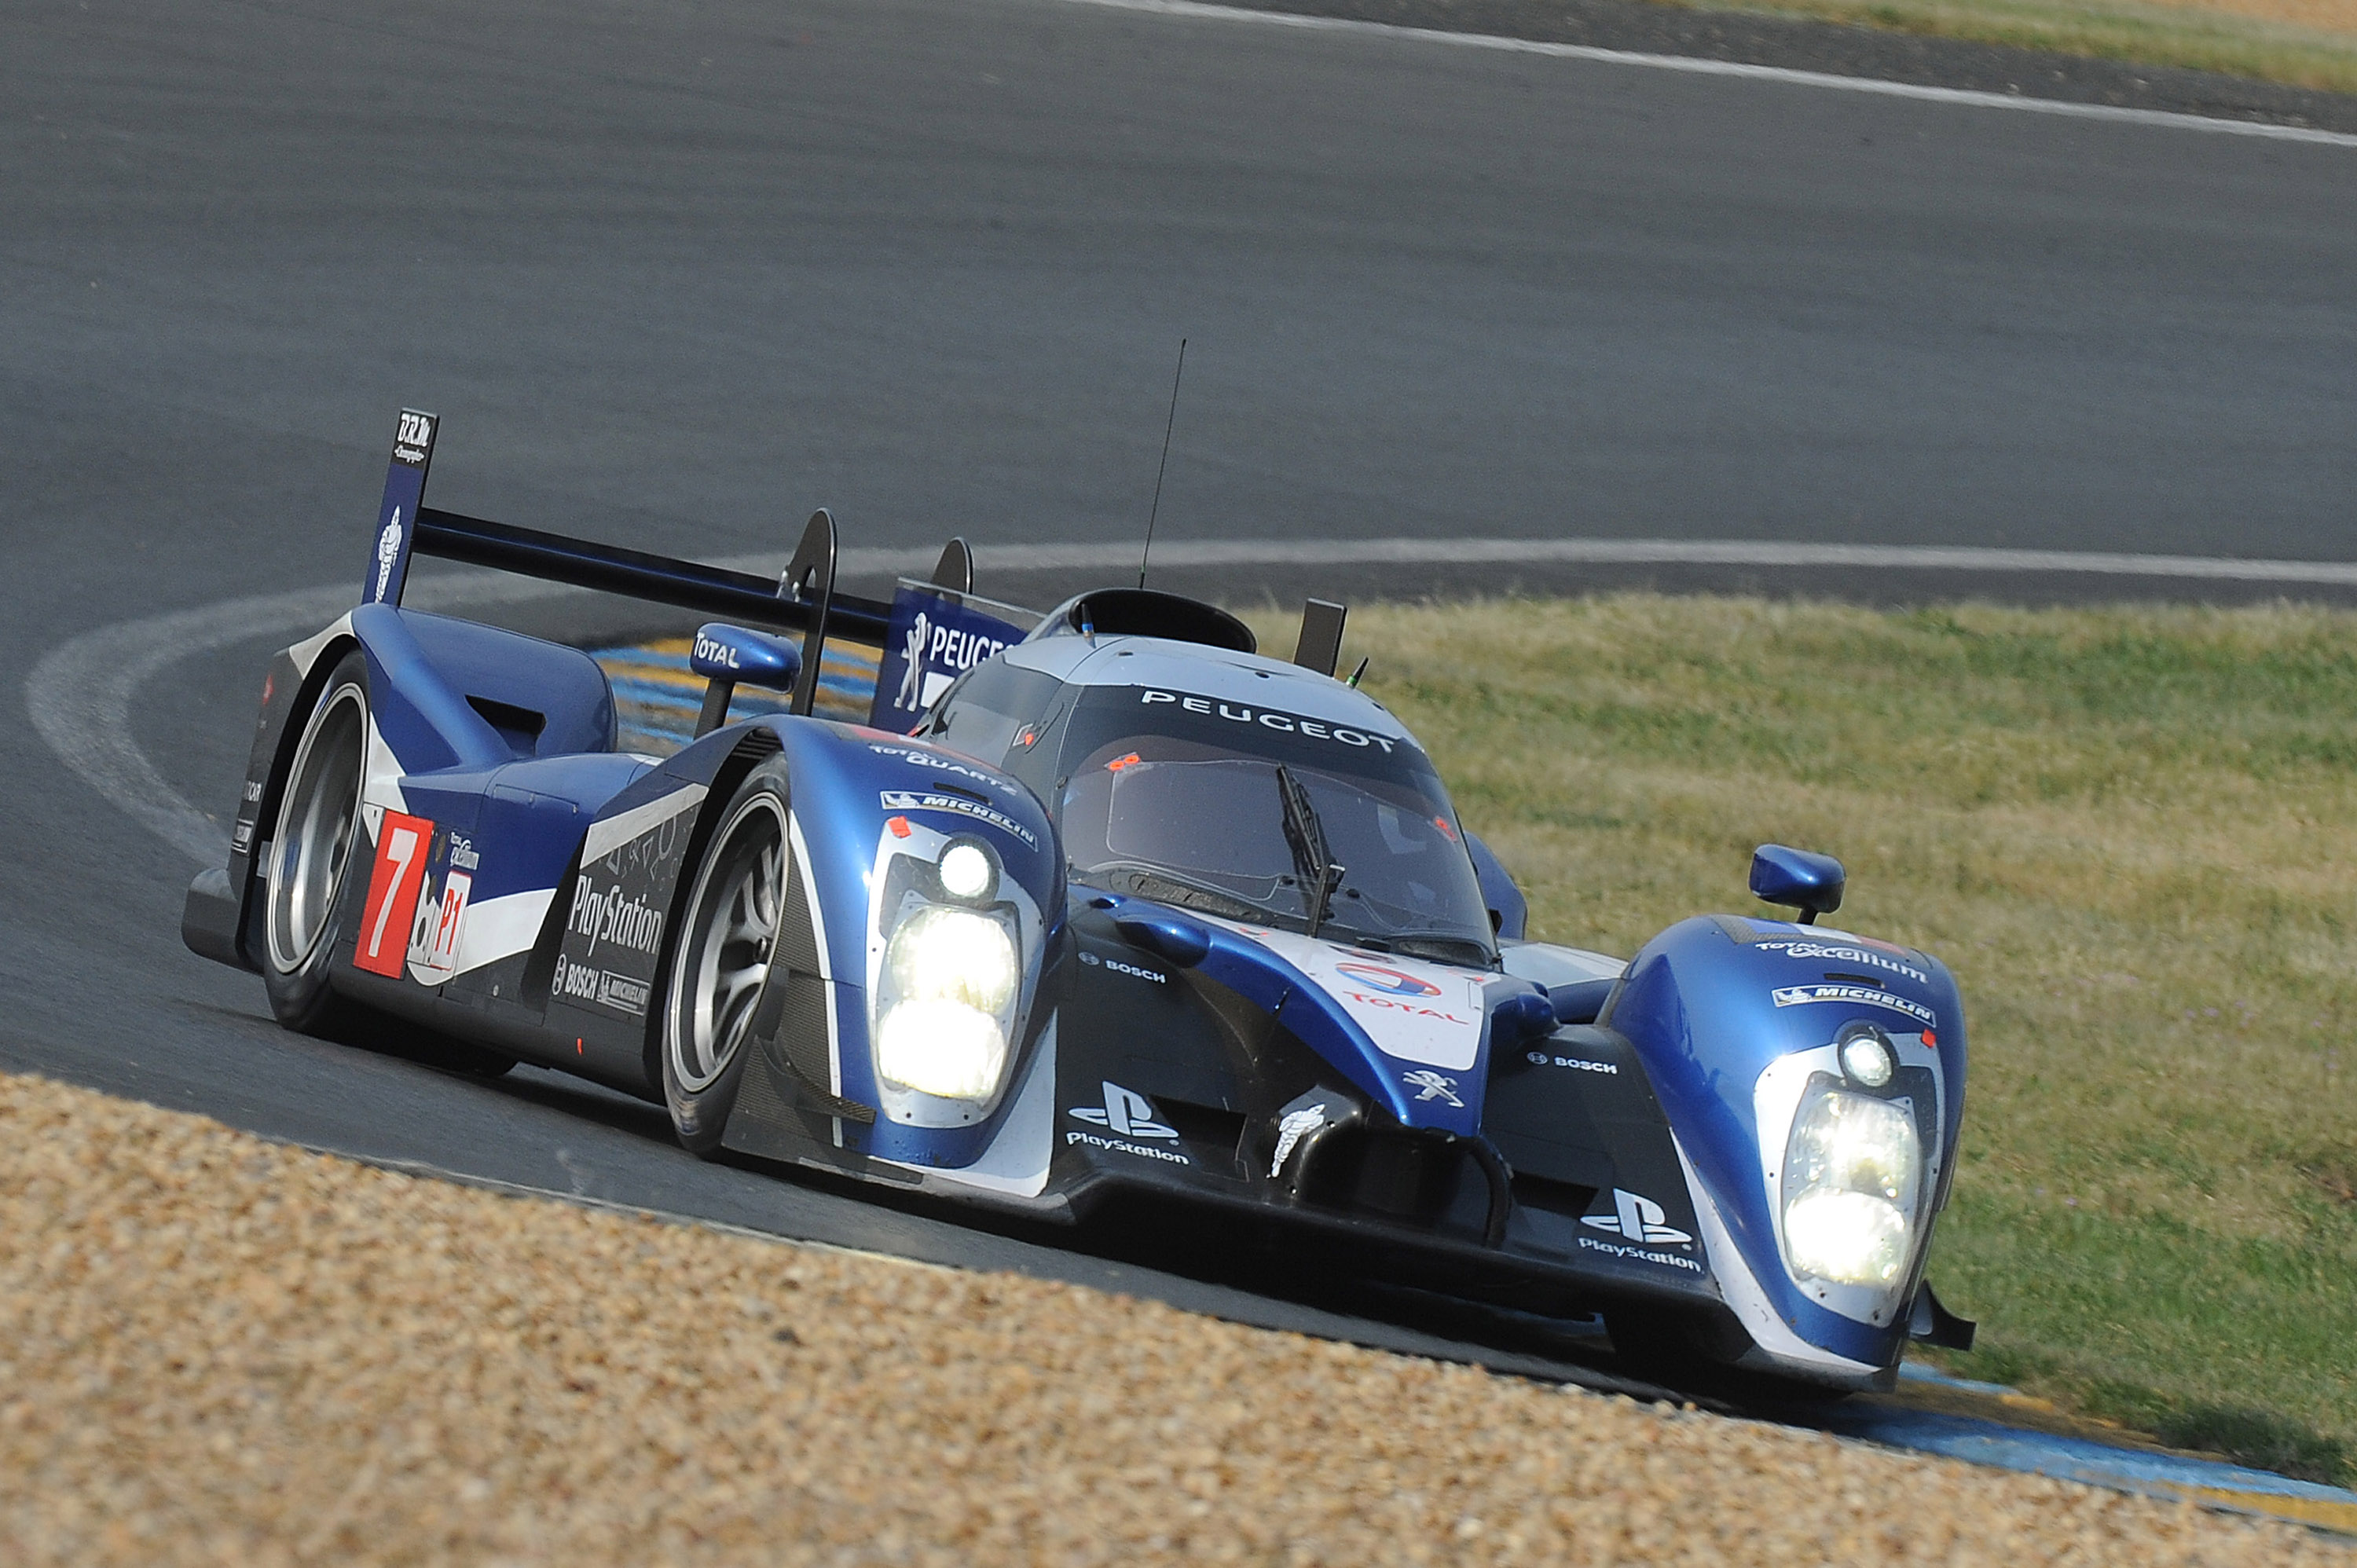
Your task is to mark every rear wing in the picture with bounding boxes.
[357,408,1351,731]
[359,408,992,722]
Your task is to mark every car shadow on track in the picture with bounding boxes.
[231,1014,1812,1417]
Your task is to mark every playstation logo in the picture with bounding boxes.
[1065,1081,1177,1139]
[1581,1188,1693,1247]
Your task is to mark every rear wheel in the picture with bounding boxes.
[261,653,370,1035]
[661,763,789,1155]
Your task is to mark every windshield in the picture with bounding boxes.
[1053,687,1495,965]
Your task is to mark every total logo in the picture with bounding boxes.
[1334,962,1442,998]
[691,629,742,671]
[1581,1188,1693,1246]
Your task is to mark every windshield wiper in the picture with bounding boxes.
[1275,764,1345,940]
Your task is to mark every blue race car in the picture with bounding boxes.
[184,410,1973,1392]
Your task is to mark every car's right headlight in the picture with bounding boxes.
[873,903,1018,1103]
[1780,1082,1921,1288]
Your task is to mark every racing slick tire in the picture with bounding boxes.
[259,651,372,1036]
[660,760,790,1156]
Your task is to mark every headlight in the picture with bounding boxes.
[874,996,1008,1101]
[1837,1024,1896,1088]
[873,903,1018,1102]
[1781,1084,1920,1288]
[937,840,996,903]
[884,905,1017,1015]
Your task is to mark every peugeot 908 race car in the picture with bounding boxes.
[184,411,1973,1392]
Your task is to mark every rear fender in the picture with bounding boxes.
[189,617,365,971]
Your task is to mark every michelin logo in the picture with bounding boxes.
[372,510,402,602]
[1268,1105,1325,1176]
[1771,984,1936,1028]
[878,789,1039,850]
[556,957,651,1017]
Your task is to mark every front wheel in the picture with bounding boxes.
[660,762,789,1155]
[260,651,371,1035]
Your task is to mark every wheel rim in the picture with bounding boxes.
[669,797,785,1093]
[265,681,367,975]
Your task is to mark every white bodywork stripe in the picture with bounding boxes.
[288,612,355,679]
[448,888,556,977]
[583,782,706,864]
[1673,1134,1882,1383]
[786,812,842,1108]
[361,714,409,818]
[882,1014,1058,1200]
[1208,918,1487,1071]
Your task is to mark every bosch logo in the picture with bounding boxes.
[1335,962,1440,998]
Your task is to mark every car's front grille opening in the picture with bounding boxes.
[1299,1129,1495,1240]
[1156,1099,1247,1171]
[1508,1171,1599,1221]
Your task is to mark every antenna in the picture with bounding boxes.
[1139,337,1187,590]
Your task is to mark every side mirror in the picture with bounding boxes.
[1114,910,1211,969]
[1463,831,1527,943]
[691,623,805,738]
[1492,988,1557,1042]
[1750,844,1846,925]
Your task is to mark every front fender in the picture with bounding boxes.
[1608,915,1967,1379]
[728,722,1060,1168]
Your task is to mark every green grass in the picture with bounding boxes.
[1710,0,2357,97]
[1250,596,2357,1482]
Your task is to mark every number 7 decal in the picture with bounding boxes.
[355,811,434,977]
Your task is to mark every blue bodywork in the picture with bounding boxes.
[181,412,1975,1393]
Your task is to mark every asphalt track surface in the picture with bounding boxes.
[5,0,2357,1503]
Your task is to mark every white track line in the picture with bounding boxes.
[29,536,2357,864]
[1056,0,2357,149]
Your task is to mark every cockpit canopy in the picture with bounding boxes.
[924,636,1496,969]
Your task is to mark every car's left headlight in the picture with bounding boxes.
[1780,1083,1921,1288]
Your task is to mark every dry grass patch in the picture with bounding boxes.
[0,1070,2344,1565]
[1257,595,2357,1482]
[1708,0,2357,94]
